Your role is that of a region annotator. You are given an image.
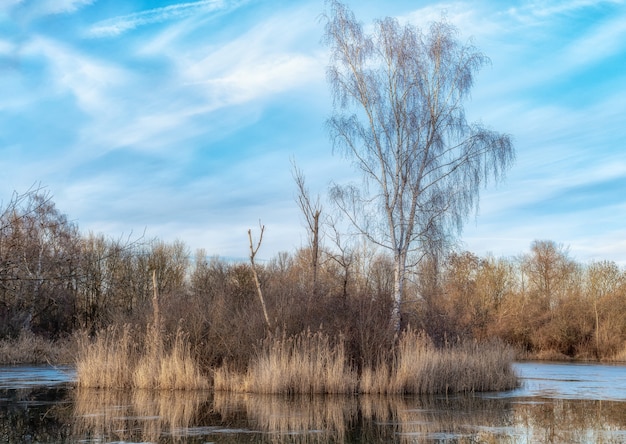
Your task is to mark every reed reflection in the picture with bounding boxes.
[212,392,626,443]
[513,398,626,443]
[213,392,356,442]
[212,392,516,442]
[73,387,209,442]
[69,388,626,442]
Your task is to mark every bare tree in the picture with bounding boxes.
[323,1,514,331]
[248,223,271,331]
[291,161,322,296]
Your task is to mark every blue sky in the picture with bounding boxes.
[1,0,625,264]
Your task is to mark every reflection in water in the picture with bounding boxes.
[3,362,626,442]
[214,392,358,442]
[73,387,211,442]
[513,398,626,443]
[211,393,626,443]
[0,386,74,442]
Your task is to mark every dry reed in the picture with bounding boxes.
[215,330,358,394]
[134,328,209,390]
[76,270,209,390]
[361,330,519,394]
[75,325,138,389]
[76,324,208,390]
[216,329,518,395]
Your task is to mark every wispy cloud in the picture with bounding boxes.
[178,7,326,106]
[509,0,624,21]
[3,0,625,262]
[87,0,248,38]
[0,0,94,19]
[23,37,129,115]
[559,14,626,68]
[35,0,94,15]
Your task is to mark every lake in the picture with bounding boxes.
[1,362,626,442]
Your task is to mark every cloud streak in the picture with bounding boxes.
[87,0,248,37]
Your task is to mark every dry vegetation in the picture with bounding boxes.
[215,329,517,395]
[0,330,76,365]
[76,324,208,390]
[4,190,626,394]
[214,330,358,394]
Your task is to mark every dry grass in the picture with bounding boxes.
[133,328,209,390]
[76,324,208,390]
[76,274,209,390]
[606,343,626,362]
[216,329,518,395]
[214,330,358,394]
[361,330,519,394]
[75,325,138,389]
[0,330,76,365]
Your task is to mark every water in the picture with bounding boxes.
[1,362,626,442]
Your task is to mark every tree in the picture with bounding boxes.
[0,187,81,337]
[323,1,514,331]
[523,240,576,310]
[292,161,322,297]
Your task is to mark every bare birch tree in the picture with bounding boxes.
[323,1,515,332]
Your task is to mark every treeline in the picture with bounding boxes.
[1,189,625,363]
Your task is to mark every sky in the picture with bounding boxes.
[1,0,625,264]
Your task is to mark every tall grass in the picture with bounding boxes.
[133,328,209,390]
[76,274,209,390]
[214,330,358,394]
[75,325,138,389]
[76,324,209,390]
[360,330,519,394]
[216,329,518,395]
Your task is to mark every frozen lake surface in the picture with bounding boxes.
[0,365,75,389]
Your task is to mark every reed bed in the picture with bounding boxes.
[76,271,209,390]
[216,329,518,395]
[76,324,208,390]
[134,328,209,390]
[75,325,138,389]
[214,330,358,394]
[361,330,519,394]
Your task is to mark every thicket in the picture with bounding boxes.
[1,189,624,371]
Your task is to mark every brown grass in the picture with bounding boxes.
[214,330,358,394]
[76,273,209,390]
[75,324,208,390]
[0,330,76,365]
[75,325,138,389]
[361,330,519,394]
[133,328,209,390]
[216,329,518,395]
